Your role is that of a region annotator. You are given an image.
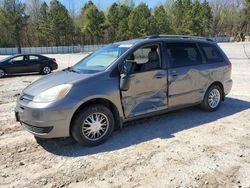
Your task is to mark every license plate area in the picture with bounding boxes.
[15,112,20,122]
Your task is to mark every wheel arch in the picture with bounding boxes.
[0,67,7,73]
[206,81,225,101]
[0,67,7,77]
[69,98,122,135]
[43,64,52,69]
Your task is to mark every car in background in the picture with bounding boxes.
[0,54,58,78]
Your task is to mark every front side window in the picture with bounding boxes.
[73,44,130,72]
[11,56,23,62]
[124,44,161,73]
[166,43,202,68]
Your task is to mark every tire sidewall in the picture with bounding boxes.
[203,85,223,112]
[71,104,115,147]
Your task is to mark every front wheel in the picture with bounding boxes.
[71,104,115,147]
[0,69,6,78]
[201,85,223,112]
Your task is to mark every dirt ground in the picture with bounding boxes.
[0,43,250,188]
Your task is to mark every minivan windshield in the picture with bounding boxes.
[73,44,130,72]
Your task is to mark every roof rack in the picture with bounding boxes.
[143,35,214,42]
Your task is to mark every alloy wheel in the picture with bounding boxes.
[208,88,221,108]
[43,66,51,74]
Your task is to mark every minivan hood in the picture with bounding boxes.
[23,70,95,96]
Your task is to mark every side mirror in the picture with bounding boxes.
[120,60,136,91]
[120,73,132,91]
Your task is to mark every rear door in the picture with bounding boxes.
[166,42,206,107]
[120,43,168,118]
[27,55,42,72]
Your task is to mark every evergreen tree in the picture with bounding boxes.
[0,0,29,52]
[128,3,151,38]
[106,3,120,42]
[0,0,248,47]
[171,0,185,34]
[80,1,105,44]
[188,1,203,35]
[26,0,43,46]
[48,0,74,46]
[37,2,50,46]
[153,5,172,34]
[117,4,132,41]
[200,0,213,36]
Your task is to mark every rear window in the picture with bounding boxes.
[199,43,224,64]
[166,43,202,68]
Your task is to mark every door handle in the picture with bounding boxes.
[170,71,178,77]
[154,73,165,79]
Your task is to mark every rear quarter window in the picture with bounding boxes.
[199,43,224,64]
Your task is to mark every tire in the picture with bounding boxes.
[200,85,223,112]
[0,69,5,78]
[41,66,51,75]
[71,104,115,147]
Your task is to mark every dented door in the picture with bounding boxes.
[121,70,168,118]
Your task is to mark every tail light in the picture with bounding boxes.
[226,60,232,69]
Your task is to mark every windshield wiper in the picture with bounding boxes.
[63,67,78,73]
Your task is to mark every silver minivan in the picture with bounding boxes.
[15,35,233,146]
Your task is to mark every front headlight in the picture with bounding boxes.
[33,84,72,103]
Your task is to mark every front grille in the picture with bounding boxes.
[22,122,53,134]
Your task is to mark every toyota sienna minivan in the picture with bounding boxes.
[15,35,233,146]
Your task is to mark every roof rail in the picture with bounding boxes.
[145,35,214,42]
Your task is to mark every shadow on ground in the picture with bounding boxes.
[37,97,250,157]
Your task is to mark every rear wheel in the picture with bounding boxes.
[0,69,5,78]
[71,104,115,147]
[201,85,223,112]
[41,66,51,75]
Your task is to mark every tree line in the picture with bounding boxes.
[0,0,249,50]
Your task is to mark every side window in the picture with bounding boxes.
[29,55,39,60]
[124,44,161,73]
[166,43,202,68]
[10,56,24,63]
[199,43,224,64]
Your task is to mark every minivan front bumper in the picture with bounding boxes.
[15,95,78,138]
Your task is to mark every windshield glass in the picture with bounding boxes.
[73,44,130,72]
[1,56,12,62]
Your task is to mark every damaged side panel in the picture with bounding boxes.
[121,70,168,118]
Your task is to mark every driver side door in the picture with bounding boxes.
[7,55,26,74]
[120,43,168,118]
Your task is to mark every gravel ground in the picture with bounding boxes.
[0,43,250,188]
